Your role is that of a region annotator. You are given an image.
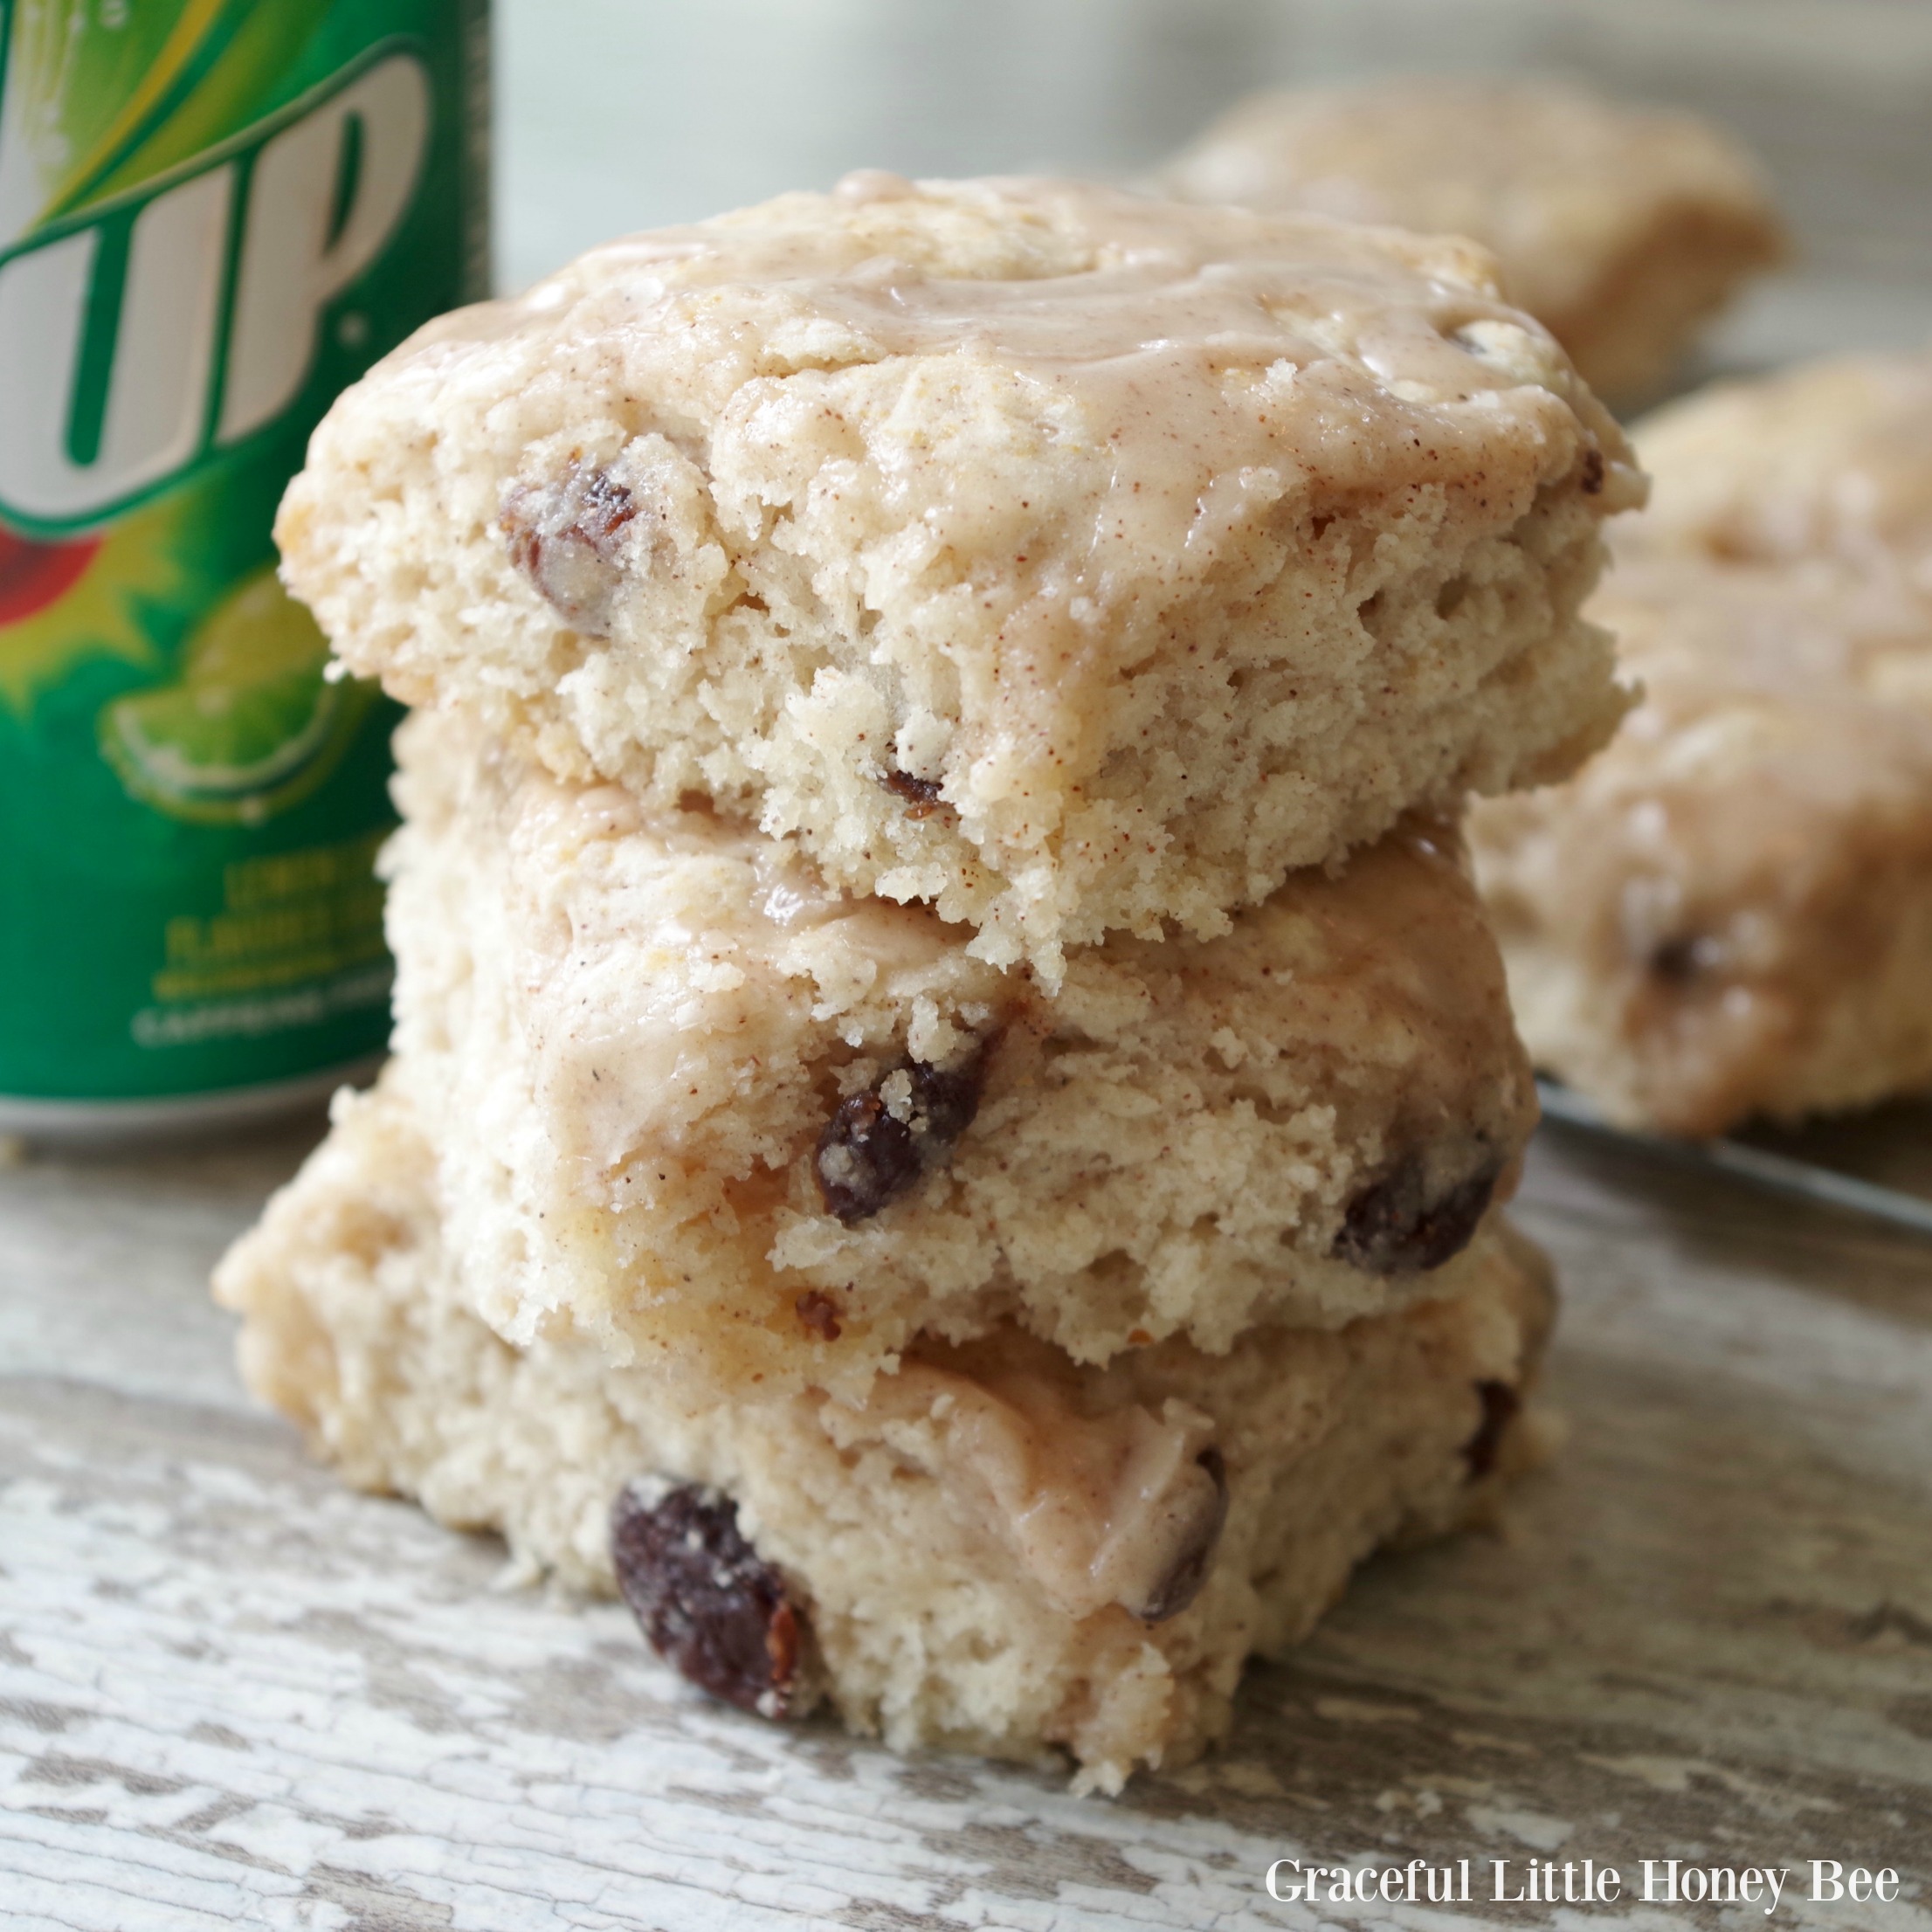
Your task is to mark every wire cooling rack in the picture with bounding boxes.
[1535,1079,1932,1240]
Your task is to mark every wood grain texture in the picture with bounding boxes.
[3,1114,1929,1931]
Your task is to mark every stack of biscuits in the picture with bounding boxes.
[217,175,1640,1788]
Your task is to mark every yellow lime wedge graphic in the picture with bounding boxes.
[98,568,375,825]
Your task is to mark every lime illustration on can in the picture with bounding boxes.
[0,0,488,1134]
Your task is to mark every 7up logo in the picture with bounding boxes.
[0,48,430,531]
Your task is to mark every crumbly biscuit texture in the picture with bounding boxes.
[213,1077,1553,1790]
[386,708,1538,1398]
[1156,78,1784,404]
[1472,556,1932,1134]
[1619,351,1932,583]
[279,173,1634,981]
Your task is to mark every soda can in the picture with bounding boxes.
[0,0,488,1138]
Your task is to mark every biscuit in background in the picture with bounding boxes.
[1156,75,1786,405]
[1473,354,1932,1135]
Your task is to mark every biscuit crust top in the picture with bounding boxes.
[294,169,1624,624]
[397,165,1611,478]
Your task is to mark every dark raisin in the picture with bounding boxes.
[795,1289,843,1341]
[1135,1449,1229,1625]
[815,1052,987,1225]
[882,769,946,819]
[1649,934,1720,984]
[1332,1153,1501,1275]
[611,1480,805,1718]
[563,466,638,547]
[1463,1380,1521,1480]
[816,1088,921,1221]
[905,1058,983,1145]
[1580,448,1605,495]
[501,458,638,631]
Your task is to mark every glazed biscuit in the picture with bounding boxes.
[1157,78,1784,404]
[1473,557,1932,1134]
[379,707,1539,1398]
[215,1075,1554,1791]
[278,173,1635,982]
[1617,350,1932,582]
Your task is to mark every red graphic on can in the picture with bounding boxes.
[0,527,101,627]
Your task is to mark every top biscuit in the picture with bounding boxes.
[279,174,1636,981]
[1156,79,1785,405]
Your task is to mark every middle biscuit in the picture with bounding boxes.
[386,707,1536,1399]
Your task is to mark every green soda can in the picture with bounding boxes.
[0,0,488,1136]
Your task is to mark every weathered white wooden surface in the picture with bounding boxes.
[3,1111,1930,1930]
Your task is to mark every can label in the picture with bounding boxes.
[0,0,486,1103]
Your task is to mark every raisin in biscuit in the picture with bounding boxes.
[1156,78,1785,405]
[383,707,1538,1399]
[278,172,1635,983]
[1472,555,1932,1135]
[214,1075,1554,1791]
[1618,350,1932,582]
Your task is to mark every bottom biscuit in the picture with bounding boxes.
[215,1076,1555,1791]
